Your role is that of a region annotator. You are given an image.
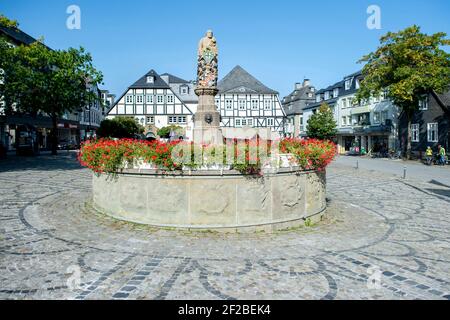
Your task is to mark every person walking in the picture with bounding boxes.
[425,146,433,165]
[438,145,446,166]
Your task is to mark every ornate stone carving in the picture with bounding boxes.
[197,30,218,88]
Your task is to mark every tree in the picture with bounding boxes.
[0,16,103,155]
[355,25,450,159]
[97,117,144,138]
[306,103,337,140]
[157,125,183,139]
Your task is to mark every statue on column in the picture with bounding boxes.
[197,30,218,88]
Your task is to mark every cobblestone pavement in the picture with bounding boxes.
[1,153,450,300]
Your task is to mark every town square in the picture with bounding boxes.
[1,0,450,305]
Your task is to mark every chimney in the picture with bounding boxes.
[295,82,302,90]
[303,79,311,87]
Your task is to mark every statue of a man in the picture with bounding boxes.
[198,30,218,56]
[197,30,218,88]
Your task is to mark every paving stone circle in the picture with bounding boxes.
[0,153,449,300]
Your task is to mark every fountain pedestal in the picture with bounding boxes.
[193,87,223,144]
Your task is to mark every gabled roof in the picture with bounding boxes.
[129,69,170,89]
[218,65,278,95]
[160,73,190,84]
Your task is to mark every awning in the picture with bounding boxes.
[351,106,370,115]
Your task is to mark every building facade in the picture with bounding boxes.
[107,66,286,140]
[303,71,399,154]
[282,79,316,138]
[216,66,286,139]
[398,90,450,157]
[106,69,195,140]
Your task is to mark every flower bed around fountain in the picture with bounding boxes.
[80,138,336,232]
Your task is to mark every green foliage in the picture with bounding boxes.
[0,23,103,154]
[97,117,144,138]
[355,25,450,158]
[157,125,183,139]
[306,103,337,140]
[0,15,18,29]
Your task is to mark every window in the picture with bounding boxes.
[235,119,242,127]
[316,95,321,103]
[146,76,154,83]
[225,99,233,110]
[167,95,174,103]
[381,111,388,124]
[180,86,188,95]
[126,95,133,104]
[157,95,164,104]
[178,116,187,124]
[168,116,177,124]
[355,79,360,89]
[264,100,271,110]
[419,96,428,110]
[146,116,154,124]
[411,124,419,142]
[342,116,347,126]
[324,91,330,100]
[136,95,143,104]
[299,115,304,132]
[267,118,274,126]
[238,100,246,110]
[373,112,380,124]
[427,123,438,142]
[247,118,253,127]
[342,99,348,108]
[333,88,339,98]
[251,99,259,110]
[241,119,247,126]
[381,90,388,100]
[146,95,154,103]
[345,79,351,90]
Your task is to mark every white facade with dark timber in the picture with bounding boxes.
[106,70,195,140]
[216,66,286,138]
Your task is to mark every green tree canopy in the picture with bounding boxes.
[97,117,144,139]
[0,24,103,154]
[355,25,450,158]
[306,103,337,140]
[157,125,183,139]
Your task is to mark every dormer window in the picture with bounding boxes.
[333,88,339,98]
[146,76,154,84]
[180,85,189,95]
[316,95,321,103]
[345,79,351,90]
[324,91,330,100]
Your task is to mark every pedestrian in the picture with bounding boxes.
[425,146,433,166]
[438,145,446,166]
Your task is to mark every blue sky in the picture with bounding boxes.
[1,0,449,98]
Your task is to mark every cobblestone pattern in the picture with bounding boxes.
[0,153,449,300]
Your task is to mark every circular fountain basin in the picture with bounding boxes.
[92,167,326,233]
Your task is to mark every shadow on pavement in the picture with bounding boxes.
[0,151,83,173]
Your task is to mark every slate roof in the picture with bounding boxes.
[303,71,363,110]
[282,85,316,115]
[0,25,37,45]
[218,65,278,95]
[129,69,170,89]
[160,73,190,84]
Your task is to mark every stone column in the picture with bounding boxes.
[193,87,223,144]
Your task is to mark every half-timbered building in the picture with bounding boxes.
[107,66,286,140]
[106,69,195,140]
[216,66,286,138]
